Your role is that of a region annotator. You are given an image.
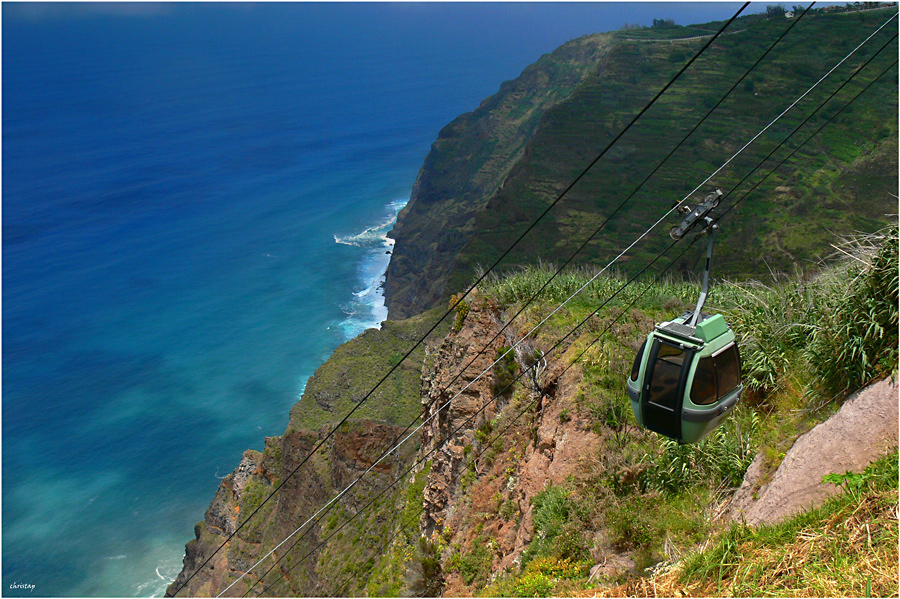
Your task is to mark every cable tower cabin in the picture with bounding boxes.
[626,190,743,444]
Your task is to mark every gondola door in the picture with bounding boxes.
[641,339,691,441]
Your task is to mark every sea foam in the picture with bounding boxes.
[333,199,406,340]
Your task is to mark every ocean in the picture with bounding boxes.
[2,3,751,596]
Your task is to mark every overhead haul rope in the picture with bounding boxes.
[169,6,750,596]
[387,0,816,467]
[237,22,897,597]
[225,13,897,596]
[332,238,703,598]
[306,52,900,597]
[250,32,900,597]
[255,236,689,598]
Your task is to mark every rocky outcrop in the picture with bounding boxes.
[418,297,509,538]
[166,422,416,598]
[415,296,617,592]
[729,377,899,526]
[205,450,264,537]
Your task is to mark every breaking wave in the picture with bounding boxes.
[333,198,406,339]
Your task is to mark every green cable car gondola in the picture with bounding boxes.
[625,190,743,444]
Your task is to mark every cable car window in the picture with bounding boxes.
[648,342,685,411]
[714,343,741,396]
[657,343,684,359]
[630,340,646,381]
[690,356,718,405]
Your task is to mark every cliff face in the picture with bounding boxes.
[167,421,417,597]
[166,314,439,598]
[383,33,614,319]
[414,297,637,592]
[384,9,898,320]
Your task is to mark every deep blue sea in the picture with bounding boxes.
[2,3,750,596]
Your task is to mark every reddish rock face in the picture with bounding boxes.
[729,378,899,527]
[416,296,606,589]
[167,422,413,597]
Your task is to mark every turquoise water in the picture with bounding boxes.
[2,3,750,596]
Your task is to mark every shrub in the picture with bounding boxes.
[641,407,759,495]
[805,227,898,399]
[455,538,493,588]
[492,346,518,395]
[606,500,653,551]
[520,484,574,566]
[531,485,571,541]
[450,294,471,332]
[483,556,589,598]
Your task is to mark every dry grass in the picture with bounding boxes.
[569,487,898,598]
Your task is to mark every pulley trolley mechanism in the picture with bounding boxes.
[626,190,743,444]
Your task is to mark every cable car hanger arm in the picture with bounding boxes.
[668,188,722,327]
[690,223,717,327]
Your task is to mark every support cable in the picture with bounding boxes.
[167,6,750,595]
[250,40,899,597]
[371,0,816,452]
[223,18,898,595]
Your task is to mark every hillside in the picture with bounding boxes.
[168,225,897,597]
[384,6,898,319]
[168,7,898,597]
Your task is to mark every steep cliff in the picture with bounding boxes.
[383,32,616,319]
[413,295,634,594]
[170,226,897,596]
[166,312,443,597]
[384,8,898,319]
[170,8,898,596]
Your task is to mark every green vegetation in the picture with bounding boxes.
[492,345,519,396]
[362,464,434,597]
[288,306,447,432]
[673,450,898,597]
[384,32,615,318]
[723,227,898,403]
[386,7,897,318]
[450,293,471,332]
[447,535,495,588]
[468,226,897,596]
[483,556,590,597]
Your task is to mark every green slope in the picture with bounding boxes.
[385,7,898,319]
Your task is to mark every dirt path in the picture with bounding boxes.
[729,377,898,526]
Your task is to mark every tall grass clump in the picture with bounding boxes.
[716,276,821,396]
[804,226,898,400]
[717,225,898,404]
[478,263,698,315]
[478,263,627,308]
[642,407,760,496]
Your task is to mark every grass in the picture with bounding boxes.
[679,450,899,597]
[471,227,897,597]
[584,450,898,598]
[287,306,447,432]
